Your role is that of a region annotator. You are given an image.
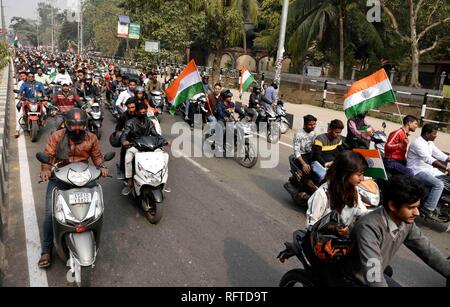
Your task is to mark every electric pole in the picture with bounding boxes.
[274,0,289,90]
[0,0,6,42]
[80,0,83,57]
[51,1,54,52]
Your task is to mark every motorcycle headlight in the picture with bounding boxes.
[67,168,92,187]
[91,112,101,119]
[29,103,38,112]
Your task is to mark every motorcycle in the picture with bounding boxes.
[121,135,169,224]
[277,229,402,287]
[182,93,209,128]
[205,113,258,169]
[149,90,166,115]
[81,96,103,140]
[36,151,116,287]
[15,92,47,142]
[247,103,281,144]
[275,100,290,134]
[284,155,381,210]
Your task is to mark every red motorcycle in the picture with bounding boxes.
[18,96,47,142]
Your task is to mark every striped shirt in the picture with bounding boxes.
[312,133,345,166]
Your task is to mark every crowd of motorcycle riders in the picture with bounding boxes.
[11,47,450,287]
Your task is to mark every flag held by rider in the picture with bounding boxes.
[165,59,204,115]
[239,65,255,98]
[352,148,388,180]
[344,69,396,119]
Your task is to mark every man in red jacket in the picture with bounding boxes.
[384,115,418,176]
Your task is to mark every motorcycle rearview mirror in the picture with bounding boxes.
[103,152,116,162]
[36,152,51,165]
[382,122,387,130]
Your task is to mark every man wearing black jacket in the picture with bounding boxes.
[115,99,137,179]
[121,103,163,194]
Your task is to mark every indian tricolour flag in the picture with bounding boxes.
[344,69,396,119]
[49,70,57,82]
[165,59,204,115]
[13,33,19,48]
[239,65,255,97]
[352,148,387,180]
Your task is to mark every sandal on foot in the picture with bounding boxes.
[38,253,51,269]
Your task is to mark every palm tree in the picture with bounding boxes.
[289,0,383,80]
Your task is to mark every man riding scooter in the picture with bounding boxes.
[38,108,109,268]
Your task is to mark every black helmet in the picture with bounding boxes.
[252,84,261,94]
[65,108,88,132]
[109,131,122,148]
[220,89,233,100]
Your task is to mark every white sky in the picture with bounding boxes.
[3,0,79,26]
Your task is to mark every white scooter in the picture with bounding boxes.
[124,135,169,224]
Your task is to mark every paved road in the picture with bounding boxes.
[1,92,449,286]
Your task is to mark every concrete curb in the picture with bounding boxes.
[0,59,11,284]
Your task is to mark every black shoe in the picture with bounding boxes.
[420,208,447,223]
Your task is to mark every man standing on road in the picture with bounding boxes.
[407,123,450,222]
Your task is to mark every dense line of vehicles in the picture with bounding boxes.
[12,48,449,288]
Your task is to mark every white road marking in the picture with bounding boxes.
[16,98,49,287]
[173,150,210,173]
[257,133,293,148]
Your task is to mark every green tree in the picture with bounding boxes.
[10,17,38,47]
[381,0,450,87]
[188,0,260,82]
[288,0,383,80]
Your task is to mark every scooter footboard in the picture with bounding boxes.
[65,231,97,266]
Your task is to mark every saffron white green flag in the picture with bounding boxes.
[49,70,57,82]
[353,148,387,180]
[239,65,255,97]
[344,69,396,119]
[165,59,204,115]
[13,33,19,48]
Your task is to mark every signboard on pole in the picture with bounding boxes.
[128,23,141,40]
[117,15,130,38]
[145,41,159,53]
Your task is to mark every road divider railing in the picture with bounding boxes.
[0,58,11,279]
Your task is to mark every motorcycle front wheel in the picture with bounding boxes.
[143,198,163,224]
[236,142,258,168]
[267,122,281,144]
[279,269,315,287]
[30,120,39,142]
[279,119,289,134]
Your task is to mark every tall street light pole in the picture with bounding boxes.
[274,0,289,92]
[0,0,6,42]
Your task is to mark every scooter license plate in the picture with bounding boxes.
[69,193,92,205]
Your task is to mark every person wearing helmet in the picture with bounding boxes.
[77,74,99,98]
[216,89,244,122]
[38,108,109,269]
[121,103,164,194]
[247,84,272,123]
